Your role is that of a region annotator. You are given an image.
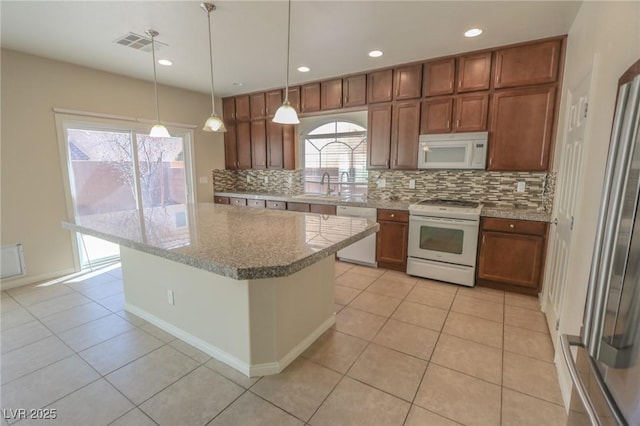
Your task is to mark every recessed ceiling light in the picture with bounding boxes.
[368,50,383,58]
[298,66,310,73]
[464,28,483,38]
[158,59,172,66]
[232,82,243,86]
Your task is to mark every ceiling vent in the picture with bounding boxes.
[113,32,168,52]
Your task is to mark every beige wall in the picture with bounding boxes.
[1,49,224,287]
[547,0,639,405]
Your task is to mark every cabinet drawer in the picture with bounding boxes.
[377,209,409,223]
[230,197,247,207]
[482,217,547,236]
[266,200,286,210]
[214,196,230,205]
[310,204,336,215]
[247,199,266,208]
[287,202,310,212]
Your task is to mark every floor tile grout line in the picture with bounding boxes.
[202,389,251,426]
[248,387,314,424]
[105,406,159,426]
[501,384,566,408]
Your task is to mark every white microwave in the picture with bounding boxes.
[418,132,488,170]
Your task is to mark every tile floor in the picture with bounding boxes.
[0,261,567,426]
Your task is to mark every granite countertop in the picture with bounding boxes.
[62,203,379,280]
[214,191,551,222]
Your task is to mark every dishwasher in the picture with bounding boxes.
[336,206,377,267]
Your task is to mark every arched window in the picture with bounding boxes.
[303,121,368,196]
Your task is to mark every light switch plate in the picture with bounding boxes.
[167,290,175,305]
[517,181,526,192]
[264,176,269,184]
[409,179,416,189]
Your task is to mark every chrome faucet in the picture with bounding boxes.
[339,171,350,196]
[320,172,333,195]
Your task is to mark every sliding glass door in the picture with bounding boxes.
[61,120,193,268]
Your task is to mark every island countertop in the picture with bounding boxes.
[62,203,379,280]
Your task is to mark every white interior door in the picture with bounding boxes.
[542,70,592,350]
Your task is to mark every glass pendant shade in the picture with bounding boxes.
[273,100,300,124]
[150,124,171,138]
[203,113,227,132]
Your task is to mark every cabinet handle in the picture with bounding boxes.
[496,74,501,84]
[390,213,395,218]
[509,224,515,229]
[458,80,462,88]
[344,96,347,103]
[447,120,450,129]
[449,82,453,89]
[456,119,460,128]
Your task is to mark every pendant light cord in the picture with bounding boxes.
[284,0,291,102]
[206,9,216,115]
[150,32,161,125]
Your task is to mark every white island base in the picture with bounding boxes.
[120,246,335,377]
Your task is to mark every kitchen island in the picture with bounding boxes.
[62,203,378,377]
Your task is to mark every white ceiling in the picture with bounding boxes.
[1,1,582,98]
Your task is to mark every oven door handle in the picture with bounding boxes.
[410,215,476,226]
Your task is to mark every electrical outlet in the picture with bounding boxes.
[288,175,293,185]
[167,290,175,306]
[377,179,386,188]
[246,175,251,183]
[409,179,416,189]
[264,176,269,184]
[517,181,526,193]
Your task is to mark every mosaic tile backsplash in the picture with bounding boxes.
[212,169,304,195]
[213,169,556,213]
[368,170,555,212]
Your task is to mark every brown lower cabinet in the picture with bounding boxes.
[376,209,409,272]
[266,200,286,210]
[286,202,310,213]
[310,204,337,215]
[214,196,230,204]
[476,217,548,295]
[247,199,266,208]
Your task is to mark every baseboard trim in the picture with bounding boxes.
[125,303,335,377]
[1,268,77,290]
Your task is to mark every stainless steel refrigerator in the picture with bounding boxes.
[561,60,640,426]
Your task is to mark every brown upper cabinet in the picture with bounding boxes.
[235,95,251,121]
[287,86,301,112]
[223,124,238,169]
[457,52,492,93]
[343,74,367,107]
[321,79,343,110]
[222,97,236,121]
[423,58,456,97]
[367,69,394,103]
[393,64,423,100]
[421,93,488,134]
[367,103,392,169]
[488,85,556,171]
[236,121,252,169]
[265,90,283,117]
[283,125,295,170]
[391,101,421,169]
[250,120,267,169]
[250,93,266,119]
[301,83,321,113]
[266,121,284,169]
[494,39,562,89]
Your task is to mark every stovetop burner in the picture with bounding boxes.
[416,199,480,209]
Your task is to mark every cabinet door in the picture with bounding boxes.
[394,64,423,100]
[236,121,252,169]
[424,58,455,97]
[287,86,301,112]
[321,79,343,110]
[235,95,250,121]
[489,85,556,171]
[301,83,321,113]
[287,202,310,212]
[310,204,336,215]
[223,123,238,170]
[391,101,420,169]
[250,120,267,169]
[478,231,544,289]
[457,52,491,93]
[494,39,561,88]
[267,121,284,169]
[265,89,283,117]
[367,69,393,103]
[250,93,266,119]
[367,103,392,169]
[343,74,367,107]
[222,97,236,121]
[376,220,408,270]
[421,98,453,134]
[454,93,489,132]
[283,125,296,170]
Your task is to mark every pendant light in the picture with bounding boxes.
[201,3,226,132]
[146,29,170,138]
[272,0,300,125]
